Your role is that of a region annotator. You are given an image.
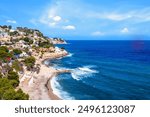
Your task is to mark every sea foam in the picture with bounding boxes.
[50,76,75,100]
[71,66,98,81]
[66,53,74,57]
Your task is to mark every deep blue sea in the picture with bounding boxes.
[47,39,150,100]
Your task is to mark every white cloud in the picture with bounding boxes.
[6,20,17,24]
[121,27,129,33]
[37,5,64,28]
[30,1,150,35]
[39,15,59,27]
[53,16,62,22]
[63,25,76,30]
[87,7,150,23]
[105,14,131,21]
[48,22,56,27]
[91,31,104,36]
[88,12,133,21]
[35,1,83,29]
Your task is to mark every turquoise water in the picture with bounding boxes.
[48,40,150,100]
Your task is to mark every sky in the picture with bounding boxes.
[1,0,150,39]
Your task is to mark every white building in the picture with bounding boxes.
[55,47,62,53]
[19,52,28,58]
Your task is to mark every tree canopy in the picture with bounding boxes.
[12,60,23,72]
[38,41,54,48]
[7,71,19,81]
[0,78,29,100]
[13,49,22,55]
[24,56,36,70]
[23,37,33,45]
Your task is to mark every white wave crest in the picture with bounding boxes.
[50,77,75,100]
[44,60,49,65]
[66,53,74,57]
[56,57,63,59]
[71,66,98,81]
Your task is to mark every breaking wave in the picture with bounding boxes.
[71,66,98,81]
[50,77,75,100]
[66,53,74,57]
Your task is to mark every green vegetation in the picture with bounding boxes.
[53,37,65,42]
[9,31,19,36]
[36,31,43,37]
[24,56,36,70]
[12,60,23,72]
[0,64,28,100]
[0,25,8,29]
[8,25,12,30]
[0,72,3,78]
[0,77,29,100]
[39,41,54,48]
[0,46,12,62]
[0,46,9,52]
[23,37,33,45]
[0,25,66,100]
[10,80,19,88]
[7,70,19,87]
[7,71,19,81]
[13,49,22,55]
[0,46,28,100]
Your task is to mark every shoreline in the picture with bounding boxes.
[19,51,70,100]
[46,73,61,100]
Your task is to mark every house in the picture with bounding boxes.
[0,32,9,38]
[14,40,29,49]
[15,41,24,48]
[10,29,15,32]
[19,52,28,58]
[18,31,26,36]
[55,47,62,53]
[0,29,11,43]
[33,31,38,38]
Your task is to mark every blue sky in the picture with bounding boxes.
[1,0,150,39]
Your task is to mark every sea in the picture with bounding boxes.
[47,37,150,100]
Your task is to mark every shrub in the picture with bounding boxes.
[0,78,29,100]
[12,60,23,72]
[24,56,36,70]
[13,49,22,55]
[7,71,19,82]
